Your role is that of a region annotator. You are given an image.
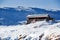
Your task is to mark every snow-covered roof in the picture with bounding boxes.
[27,14,49,18]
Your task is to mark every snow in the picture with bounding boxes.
[27,14,49,18]
[41,22,60,40]
[0,20,60,40]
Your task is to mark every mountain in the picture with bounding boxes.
[0,6,60,25]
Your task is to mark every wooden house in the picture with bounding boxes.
[27,14,53,24]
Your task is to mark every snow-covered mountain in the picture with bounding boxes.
[0,6,60,25]
[0,20,60,40]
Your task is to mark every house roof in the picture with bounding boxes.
[27,14,49,18]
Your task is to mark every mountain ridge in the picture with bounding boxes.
[0,6,60,25]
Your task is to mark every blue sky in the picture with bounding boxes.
[0,0,60,10]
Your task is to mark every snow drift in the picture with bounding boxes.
[0,21,60,40]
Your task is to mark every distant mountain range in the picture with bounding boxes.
[0,6,60,25]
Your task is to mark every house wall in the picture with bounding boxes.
[27,17,49,24]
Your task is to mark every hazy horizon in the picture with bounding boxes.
[0,0,60,10]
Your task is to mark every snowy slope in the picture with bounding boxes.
[0,21,60,40]
[42,23,60,40]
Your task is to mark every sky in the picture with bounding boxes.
[0,0,60,10]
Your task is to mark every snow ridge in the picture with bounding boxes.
[0,21,60,40]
